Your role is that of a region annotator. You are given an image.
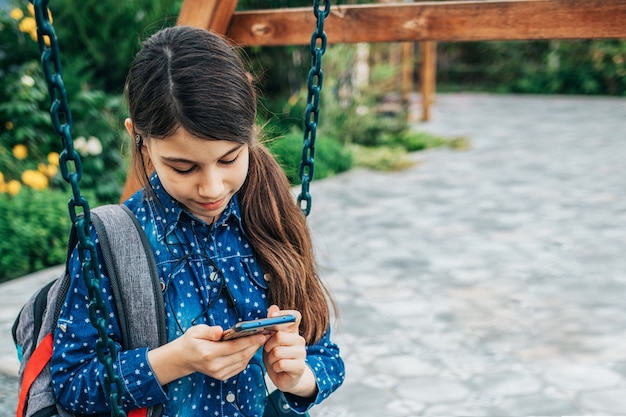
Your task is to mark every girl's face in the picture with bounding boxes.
[136,124,249,224]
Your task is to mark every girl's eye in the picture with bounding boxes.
[172,166,195,174]
[219,155,239,165]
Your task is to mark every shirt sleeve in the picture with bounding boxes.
[284,327,345,412]
[50,226,167,414]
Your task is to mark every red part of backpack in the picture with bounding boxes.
[17,333,53,417]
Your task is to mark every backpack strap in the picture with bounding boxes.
[88,205,166,417]
[91,205,167,349]
[16,333,53,417]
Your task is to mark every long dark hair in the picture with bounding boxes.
[124,25,333,343]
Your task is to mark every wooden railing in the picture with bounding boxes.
[182,1,626,45]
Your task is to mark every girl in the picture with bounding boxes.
[50,26,344,417]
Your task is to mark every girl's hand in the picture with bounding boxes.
[263,305,318,399]
[148,324,268,384]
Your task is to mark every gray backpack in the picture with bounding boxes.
[12,204,166,417]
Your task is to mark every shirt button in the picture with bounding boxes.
[210,271,219,281]
[226,392,236,403]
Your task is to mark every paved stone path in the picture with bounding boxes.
[2,93,626,416]
[307,93,626,416]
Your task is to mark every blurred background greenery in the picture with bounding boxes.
[1,0,626,281]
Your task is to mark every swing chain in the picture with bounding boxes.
[297,0,331,216]
[31,1,127,416]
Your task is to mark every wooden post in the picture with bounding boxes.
[401,41,415,121]
[420,41,436,122]
[177,0,238,33]
[401,42,414,99]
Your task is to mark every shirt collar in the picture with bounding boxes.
[147,172,244,240]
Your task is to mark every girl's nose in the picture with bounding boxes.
[198,171,224,198]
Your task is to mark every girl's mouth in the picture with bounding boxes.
[198,197,225,211]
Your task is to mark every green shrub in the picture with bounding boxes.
[51,0,181,93]
[0,7,128,204]
[0,68,127,204]
[266,130,353,185]
[437,39,626,96]
[0,188,84,282]
[69,90,127,203]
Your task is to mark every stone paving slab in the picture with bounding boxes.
[2,93,626,416]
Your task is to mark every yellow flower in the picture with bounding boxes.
[4,121,13,130]
[0,183,5,194]
[25,4,53,22]
[37,163,58,178]
[7,180,22,196]
[13,144,28,160]
[0,171,4,183]
[47,152,60,166]
[26,31,52,46]
[9,8,24,21]
[18,17,36,34]
[22,170,48,190]
[45,164,58,178]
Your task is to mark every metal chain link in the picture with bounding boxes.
[297,0,331,216]
[31,1,127,416]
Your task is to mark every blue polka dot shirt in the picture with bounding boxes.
[50,174,345,416]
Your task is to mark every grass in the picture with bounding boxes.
[350,130,471,172]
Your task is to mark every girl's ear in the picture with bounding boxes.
[125,118,149,155]
[124,118,134,138]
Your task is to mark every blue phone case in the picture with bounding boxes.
[235,314,296,331]
[221,314,296,340]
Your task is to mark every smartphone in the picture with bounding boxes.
[221,314,297,341]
